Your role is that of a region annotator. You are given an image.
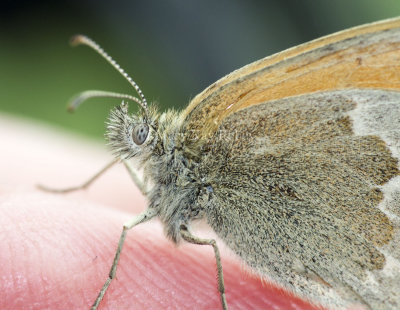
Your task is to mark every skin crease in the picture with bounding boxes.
[0,114,320,310]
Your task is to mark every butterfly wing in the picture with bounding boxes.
[182,17,400,140]
[196,89,400,308]
[182,17,400,308]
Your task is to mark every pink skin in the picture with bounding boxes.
[0,114,320,309]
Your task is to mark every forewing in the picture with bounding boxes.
[183,17,400,140]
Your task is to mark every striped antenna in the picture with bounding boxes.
[67,90,146,112]
[70,35,148,109]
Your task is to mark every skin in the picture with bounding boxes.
[0,114,317,310]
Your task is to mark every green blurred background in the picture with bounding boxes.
[1,0,400,140]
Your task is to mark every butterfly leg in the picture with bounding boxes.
[122,159,147,195]
[91,208,158,310]
[180,225,228,310]
[37,158,118,193]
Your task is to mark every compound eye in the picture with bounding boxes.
[132,123,149,145]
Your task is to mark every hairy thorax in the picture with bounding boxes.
[144,111,208,243]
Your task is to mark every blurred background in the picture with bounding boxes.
[1,0,400,140]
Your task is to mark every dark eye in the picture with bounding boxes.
[132,123,149,145]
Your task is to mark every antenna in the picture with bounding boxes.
[70,34,148,110]
[67,90,146,112]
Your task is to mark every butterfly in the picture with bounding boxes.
[47,16,400,309]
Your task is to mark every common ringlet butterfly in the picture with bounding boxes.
[43,17,400,309]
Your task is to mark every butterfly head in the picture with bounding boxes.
[67,35,170,161]
[106,101,162,160]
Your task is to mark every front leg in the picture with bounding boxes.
[37,158,118,193]
[122,159,147,195]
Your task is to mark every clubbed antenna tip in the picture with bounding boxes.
[69,34,86,47]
